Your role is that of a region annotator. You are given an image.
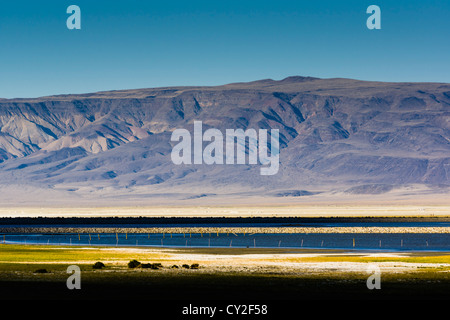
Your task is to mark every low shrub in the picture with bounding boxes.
[93,262,105,269]
[141,263,162,269]
[33,269,48,273]
[190,263,199,269]
[128,260,141,268]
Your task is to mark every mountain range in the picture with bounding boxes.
[0,76,449,206]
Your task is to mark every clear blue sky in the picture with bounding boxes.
[0,0,449,98]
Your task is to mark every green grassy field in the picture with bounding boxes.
[1,244,450,300]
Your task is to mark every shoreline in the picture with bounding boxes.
[4,242,450,254]
[2,242,450,266]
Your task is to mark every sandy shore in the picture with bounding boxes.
[150,249,449,274]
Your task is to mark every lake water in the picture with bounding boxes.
[1,219,449,251]
[2,230,450,251]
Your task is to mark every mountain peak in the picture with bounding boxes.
[278,76,320,83]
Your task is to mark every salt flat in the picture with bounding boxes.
[0,204,449,218]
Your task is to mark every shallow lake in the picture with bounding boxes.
[2,231,450,251]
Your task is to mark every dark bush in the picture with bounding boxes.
[33,269,48,273]
[128,259,141,268]
[93,262,105,269]
[171,265,179,269]
[182,264,190,269]
[190,263,199,269]
[141,263,162,269]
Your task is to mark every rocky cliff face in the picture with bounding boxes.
[0,76,449,205]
